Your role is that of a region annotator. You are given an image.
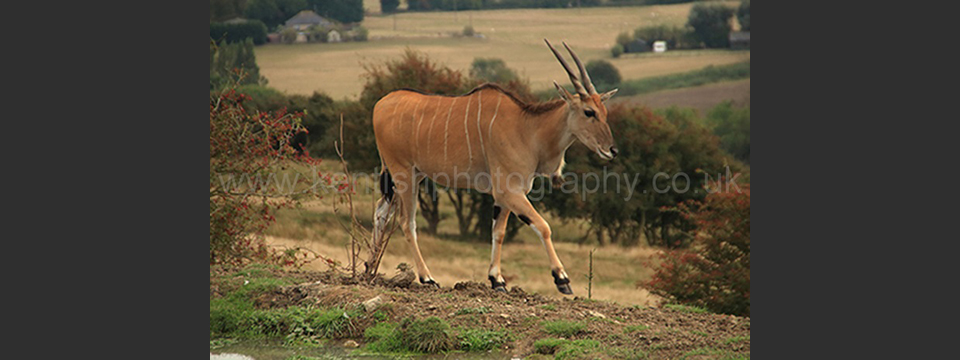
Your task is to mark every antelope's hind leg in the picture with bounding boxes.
[488,204,512,292]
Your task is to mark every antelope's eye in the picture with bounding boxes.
[584,109,596,118]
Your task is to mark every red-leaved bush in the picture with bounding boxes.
[209,74,324,267]
[644,184,750,316]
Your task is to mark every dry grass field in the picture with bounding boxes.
[255,2,748,99]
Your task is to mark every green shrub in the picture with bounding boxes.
[210,20,269,45]
[463,25,475,37]
[611,44,624,58]
[399,317,454,353]
[542,320,586,337]
[646,185,751,316]
[381,0,399,13]
[633,24,698,50]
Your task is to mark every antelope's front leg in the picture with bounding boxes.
[498,193,573,295]
[488,205,512,292]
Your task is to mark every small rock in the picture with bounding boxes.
[343,340,359,348]
[586,310,606,318]
[361,296,383,312]
[499,313,510,318]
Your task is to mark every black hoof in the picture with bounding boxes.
[420,277,441,289]
[552,269,573,295]
[489,276,508,292]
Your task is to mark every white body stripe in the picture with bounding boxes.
[488,95,502,144]
[444,97,457,164]
[463,94,473,171]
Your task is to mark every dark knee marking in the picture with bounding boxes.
[488,275,507,292]
[492,205,502,219]
[419,276,440,288]
[518,214,532,225]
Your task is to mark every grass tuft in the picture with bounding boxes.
[542,320,586,337]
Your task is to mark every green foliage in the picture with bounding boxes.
[210,20,269,45]
[463,25,475,37]
[457,328,512,351]
[381,0,400,13]
[584,60,621,91]
[646,185,751,316]
[539,304,556,311]
[633,25,698,50]
[616,32,633,48]
[310,0,363,23]
[738,0,750,31]
[542,320,586,337]
[534,338,566,354]
[615,61,750,98]
[687,2,736,48]
[210,38,267,90]
[211,0,247,22]
[611,44,624,58]
[705,101,750,162]
[245,0,308,30]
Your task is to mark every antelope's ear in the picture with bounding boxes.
[554,81,573,103]
[600,89,619,102]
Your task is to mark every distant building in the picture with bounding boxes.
[729,31,750,50]
[284,10,334,31]
[653,41,667,53]
[327,30,341,43]
[625,39,650,53]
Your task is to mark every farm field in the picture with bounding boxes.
[255,2,748,99]
[612,78,750,116]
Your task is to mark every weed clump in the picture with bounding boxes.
[542,320,586,337]
[534,338,566,354]
[457,328,511,352]
[364,317,454,354]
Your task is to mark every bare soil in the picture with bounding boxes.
[211,266,750,359]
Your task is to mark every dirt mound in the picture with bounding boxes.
[215,267,750,359]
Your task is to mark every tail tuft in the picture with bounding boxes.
[379,170,395,201]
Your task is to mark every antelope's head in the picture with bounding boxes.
[545,39,619,160]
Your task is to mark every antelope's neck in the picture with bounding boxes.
[530,104,574,175]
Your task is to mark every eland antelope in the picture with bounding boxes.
[370,40,618,294]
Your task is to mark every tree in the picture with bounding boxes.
[738,0,750,31]
[584,60,622,91]
[310,0,364,23]
[210,38,267,90]
[381,0,400,13]
[687,2,736,48]
[706,101,750,163]
[469,58,519,84]
[645,184,750,316]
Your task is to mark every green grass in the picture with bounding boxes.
[539,304,556,311]
[363,317,454,354]
[680,347,748,360]
[623,324,649,334]
[612,61,750,98]
[725,335,750,344]
[664,303,710,314]
[542,320,586,337]
[457,328,512,352]
[455,306,492,315]
[534,338,566,355]
[554,339,602,360]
